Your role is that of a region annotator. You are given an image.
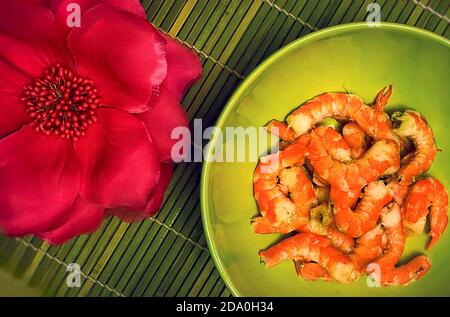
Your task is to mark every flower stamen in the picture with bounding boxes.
[22,64,100,142]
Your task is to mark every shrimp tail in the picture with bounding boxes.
[266,120,297,143]
[374,85,393,112]
[295,262,333,281]
[375,255,432,286]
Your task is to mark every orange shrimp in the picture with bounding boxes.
[373,204,406,269]
[349,225,386,272]
[266,120,297,143]
[386,155,418,206]
[368,203,431,286]
[252,166,316,234]
[392,111,438,186]
[308,126,400,192]
[294,262,333,282]
[254,180,355,253]
[252,134,313,233]
[332,181,393,238]
[387,181,410,206]
[260,233,360,284]
[315,124,352,163]
[287,86,396,141]
[374,255,431,286]
[342,122,369,159]
[404,177,448,249]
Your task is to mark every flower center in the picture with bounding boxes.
[22,64,100,142]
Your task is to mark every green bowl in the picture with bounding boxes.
[201,23,450,297]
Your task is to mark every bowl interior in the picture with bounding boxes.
[201,23,450,297]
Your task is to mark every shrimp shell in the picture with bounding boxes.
[368,203,431,286]
[404,177,448,249]
[393,111,438,186]
[287,89,397,141]
[260,233,360,284]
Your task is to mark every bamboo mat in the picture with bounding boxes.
[0,0,449,297]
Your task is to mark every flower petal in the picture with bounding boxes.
[76,108,160,210]
[0,0,70,77]
[107,163,173,222]
[0,127,80,236]
[163,38,202,100]
[0,61,33,139]
[139,92,189,162]
[68,5,167,113]
[143,163,173,215]
[37,195,104,245]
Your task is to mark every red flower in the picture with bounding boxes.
[0,0,202,244]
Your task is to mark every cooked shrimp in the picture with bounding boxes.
[316,125,352,162]
[342,122,369,159]
[287,87,397,141]
[350,225,386,272]
[387,181,410,206]
[266,120,296,143]
[368,203,431,286]
[254,184,355,253]
[308,126,400,192]
[373,85,393,112]
[374,255,431,286]
[404,177,448,249]
[253,164,317,234]
[294,262,333,281]
[260,233,360,284]
[392,111,438,186]
[332,181,393,238]
[373,203,406,269]
[252,134,313,233]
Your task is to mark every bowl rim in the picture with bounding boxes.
[200,22,450,297]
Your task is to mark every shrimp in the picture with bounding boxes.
[286,86,397,142]
[260,233,360,284]
[252,135,313,233]
[254,181,355,253]
[266,120,296,143]
[349,225,386,272]
[373,255,431,286]
[308,126,400,192]
[368,203,431,286]
[392,111,438,186]
[386,153,419,207]
[314,186,330,205]
[269,120,354,162]
[387,181,410,206]
[253,165,317,234]
[342,122,369,159]
[373,204,406,269]
[404,177,448,249]
[332,181,393,238]
[294,262,333,281]
[315,124,352,163]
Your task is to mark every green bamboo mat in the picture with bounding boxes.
[0,0,449,297]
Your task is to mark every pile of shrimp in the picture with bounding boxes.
[253,86,448,286]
